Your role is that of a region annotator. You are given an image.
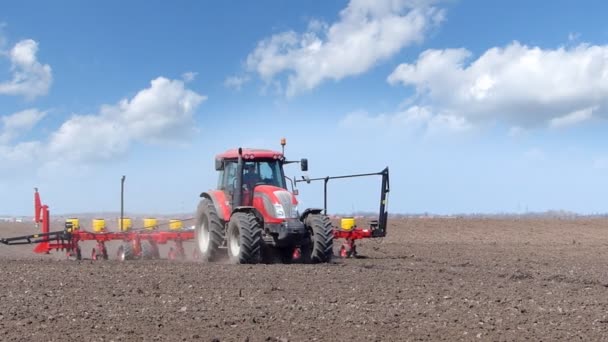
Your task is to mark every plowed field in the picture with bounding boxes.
[1,218,608,341]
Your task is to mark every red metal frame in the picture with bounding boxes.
[333,227,374,258]
[28,189,194,260]
[216,148,283,160]
[15,189,380,260]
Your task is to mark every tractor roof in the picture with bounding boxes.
[216,148,284,160]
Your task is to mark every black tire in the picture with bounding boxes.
[101,245,109,260]
[141,241,159,259]
[118,242,134,261]
[195,198,225,262]
[303,214,333,263]
[227,212,262,264]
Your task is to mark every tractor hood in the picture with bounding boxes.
[252,185,299,222]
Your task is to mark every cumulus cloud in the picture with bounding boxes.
[0,39,52,99]
[0,141,42,167]
[245,0,445,97]
[48,77,206,162]
[387,41,608,130]
[0,108,47,144]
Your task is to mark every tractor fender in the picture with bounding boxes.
[231,206,264,224]
[200,191,230,222]
[299,208,324,223]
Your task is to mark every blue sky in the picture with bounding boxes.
[1,0,608,217]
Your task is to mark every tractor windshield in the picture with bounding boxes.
[220,159,287,191]
[243,159,286,189]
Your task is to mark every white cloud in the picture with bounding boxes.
[245,0,445,97]
[549,106,595,129]
[0,141,42,166]
[0,39,52,99]
[48,77,206,162]
[48,115,130,162]
[0,77,206,170]
[339,105,471,137]
[388,41,608,130]
[0,108,47,144]
[224,75,250,90]
[182,71,198,83]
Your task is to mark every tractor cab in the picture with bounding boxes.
[215,150,290,208]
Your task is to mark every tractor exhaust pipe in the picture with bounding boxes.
[233,148,244,208]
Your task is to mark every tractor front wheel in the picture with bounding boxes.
[303,214,334,263]
[227,212,262,264]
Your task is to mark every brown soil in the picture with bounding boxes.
[1,217,608,341]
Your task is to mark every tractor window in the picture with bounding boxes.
[217,170,224,189]
[259,163,274,183]
[258,160,286,189]
[222,161,238,190]
[220,159,286,190]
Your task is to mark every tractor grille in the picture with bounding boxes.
[254,193,275,218]
[274,190,296,218]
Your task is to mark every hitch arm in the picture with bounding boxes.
[0,231,68,246]
[295,167,390,234]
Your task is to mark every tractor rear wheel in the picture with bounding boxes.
[195,198,224,262]
[303,214,333,263]
[227,212,262,264]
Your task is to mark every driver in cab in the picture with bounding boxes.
[243,163,261,191]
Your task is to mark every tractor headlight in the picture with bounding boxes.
[291,205,299,218]
[273,204,286,219]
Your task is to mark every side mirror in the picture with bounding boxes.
[293,189,299,196]
[300,158,308,172]
[215,159,224,171]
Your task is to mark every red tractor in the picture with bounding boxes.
[195,143,333,264]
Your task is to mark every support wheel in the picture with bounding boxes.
[195,198,224,262]
[101,245,109,260]
[118,242,134,261]
[141,241,160,260]
[168,247,176,260]
[227,212,262,264]
[303,214,333,263]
